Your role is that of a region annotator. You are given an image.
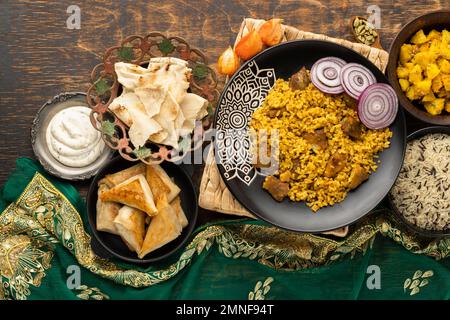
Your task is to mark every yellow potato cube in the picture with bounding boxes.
[424,99,445,115]
[427,29,441,41]
[396,66,409,79]
[415,80,432,96]
[399,44,414,64]
[443,29,450,43]
[441,74,450,91]
[438,59,450,73]
[406,87,416,100]
[426,63,440,79]
[432,74,443,92]
[408,64,423,83]
[413,52,436,69]
[411,29,428,45]
[445,100,450,112]
[399,79,410,92]
[422,92,435,102]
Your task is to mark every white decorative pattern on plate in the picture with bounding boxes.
[215,61,276,186]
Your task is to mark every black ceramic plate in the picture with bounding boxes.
[87,156,198,264]
[388,126,450,238]
[214,40,406,233]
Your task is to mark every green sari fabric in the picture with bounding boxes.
[0,158,448,300]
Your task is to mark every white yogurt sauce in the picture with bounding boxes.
[46,106,105,167]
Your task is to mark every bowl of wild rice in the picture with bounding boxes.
[389,126,450,237]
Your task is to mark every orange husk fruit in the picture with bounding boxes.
[217,46,241,76]
[259,18,283,46]
[235,30,264,61]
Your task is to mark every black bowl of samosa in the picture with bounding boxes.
[87,156,198,264]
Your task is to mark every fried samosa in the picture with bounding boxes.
[100,174,158,216]
[171,196,188,229]
[138,195,182,258]
[96,182,121,234]
[113,206,146,253]
[103,163,145,187]
[145,164,180,203]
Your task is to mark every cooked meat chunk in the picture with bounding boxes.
[263,176,289,202]
[348,165,369,189]
[324,152,348,178]
[341,116,362,140]
[303,129,328,151]
[289,67,310,91]
[343,93,358,110]
[267,107,285,118]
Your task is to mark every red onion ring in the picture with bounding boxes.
[358,83,398,129]
[311,57,346,94]
[340,63,376,99]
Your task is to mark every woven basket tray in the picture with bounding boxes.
[199,18,389,238]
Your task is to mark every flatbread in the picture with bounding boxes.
[146,57,191,104]
[151,92,183,148]
[115,62,154,90]
[114,206,146,253]
[145,164,181,203]
[179,93,209,135]
[100,174,158,216]
[138,195,182,258]
[134,86,166,118]
[96,183,121,234]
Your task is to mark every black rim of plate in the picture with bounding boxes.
[213,39,407,233]
[388,126,450,238]
[87,156,198,264]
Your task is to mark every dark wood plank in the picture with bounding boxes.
[0,0,445,226]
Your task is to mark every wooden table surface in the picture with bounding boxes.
[0,0,446,226]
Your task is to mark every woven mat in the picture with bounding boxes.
[199,18,390,237]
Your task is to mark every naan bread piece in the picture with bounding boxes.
[134,86,166,118]
[145,164,181,203]
[138,195,182,258]
[151,92,183,148]
[96,183,121,234]
[110,92,162,148]
[100,174,158,216]
[146,58,191,104]
[103,163,145,187]
[108,92,134,127]
[179,93,209,135]
[115,62,154,90]
[113,206,146,253]
[171,196,188,229]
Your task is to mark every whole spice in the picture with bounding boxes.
[235,30,264,61]
[259,18,283,46]
[353,17,378,46]
[217,46,241,76]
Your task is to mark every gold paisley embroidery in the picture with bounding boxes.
[0,233,53,300]
[74,285,110,300]
[248,277,274,300]
[403,270,434,296]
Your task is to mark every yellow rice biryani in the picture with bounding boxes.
[250,78,392,211]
